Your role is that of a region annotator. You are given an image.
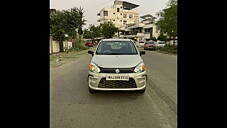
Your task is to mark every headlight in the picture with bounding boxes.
[134,62,146,73]
[89,63,100,73]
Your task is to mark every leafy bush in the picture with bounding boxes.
[100,22,118,38]
[157,34,167,41]
[150,37,157,41]
[70,38,88,51]
[159,45,177,54]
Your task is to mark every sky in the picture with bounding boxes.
[50,0,169,29]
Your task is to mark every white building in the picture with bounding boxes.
[119,14,160,43]
[140,14,160,40]
[97,0,160,43]
[97,0,139,29]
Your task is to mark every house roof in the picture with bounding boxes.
[140,14,155,19]
[122,1,139,10]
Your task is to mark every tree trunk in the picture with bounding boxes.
[72,39,76,49]
[59,38,64,52]
[50,36,53,54]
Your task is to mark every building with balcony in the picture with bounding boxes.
[119,14,160,43]
[97,0,139,29]
[97,0,160,44]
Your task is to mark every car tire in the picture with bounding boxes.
[138,89,146,93]
[89,87,95,94]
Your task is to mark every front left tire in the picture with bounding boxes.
[138,88,146,93]
[89,87,95,94]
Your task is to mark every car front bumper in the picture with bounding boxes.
[88,71,147,91]
[145,47,155,49]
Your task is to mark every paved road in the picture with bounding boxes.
[50,50,177,128]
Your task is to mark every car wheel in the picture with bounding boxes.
[89,87,95,94]
[138,89,146,93]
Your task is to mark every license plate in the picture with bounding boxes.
[106,75,129,81]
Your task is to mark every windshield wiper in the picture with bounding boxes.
[96,52,137,55]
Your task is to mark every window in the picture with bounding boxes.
[120,13,122,15]
[123,20,127,24]
[113,13,115,15]
[123,14,127,18]
[117,8,120,12]
[144,28,151,33]
[145,41,154,44]
[129,14,133,18]
[113,20,115,22]
[104,11,108,16]
[158,41,165,44]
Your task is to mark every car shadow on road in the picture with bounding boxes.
[77,90,146,105]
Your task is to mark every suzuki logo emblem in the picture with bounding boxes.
[115,69,120,73]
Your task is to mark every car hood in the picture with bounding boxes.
[91,55,143,68]
[145,44,155,46]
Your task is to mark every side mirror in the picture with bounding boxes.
[140,51,145,56]
[88,50,94,56]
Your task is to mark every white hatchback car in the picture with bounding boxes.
[156,41,166,48]
[88,39,147,93]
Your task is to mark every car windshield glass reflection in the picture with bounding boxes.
[146,42,154,44]
[159,42,165,44]
[96,41,138,55]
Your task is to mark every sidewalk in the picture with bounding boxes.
[50,48,94,68]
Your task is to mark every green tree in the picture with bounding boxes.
[64,8,78,38]
[90,25,102,38]
[50,10,67,52]
[66,7,86,47]
[157,33,167,41]
[156,0,177,40]
[150,37,157,41]
[76,7,86,35]
[100,22,118,38]
[83,25,102,42]
[50,7,86,52]
[83,29,92,39]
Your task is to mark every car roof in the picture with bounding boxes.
[101,39,132,42]
[146,41,154,43]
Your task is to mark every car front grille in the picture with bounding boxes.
[98,78,137,88]
[99,67,135,73]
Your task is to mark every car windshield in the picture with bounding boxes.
[158,42,165,44]
[96,41,138,55]
[145,41,154,44]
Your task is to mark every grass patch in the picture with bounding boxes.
[158,45,177,55]
[50,48,90,68]
[50,38,95,68]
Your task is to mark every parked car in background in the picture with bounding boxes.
[139,41,145,48]
[144,41,156,50]
[85,42,94,47]
[174,40,177,46]
[156,41,166,49]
